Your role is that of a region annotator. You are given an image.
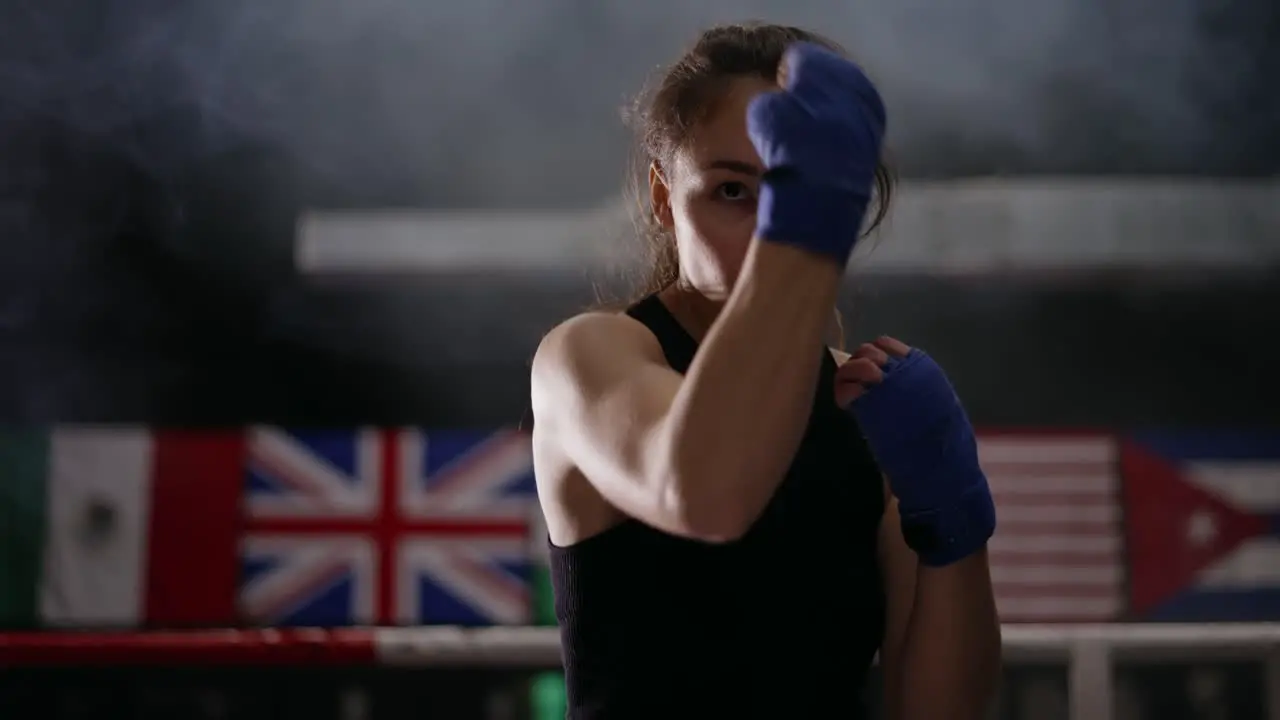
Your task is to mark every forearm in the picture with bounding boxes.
[893,550,1002,720]
[665,238,841,532]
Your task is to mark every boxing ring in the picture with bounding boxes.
[3,181,1276,719]
[3,624,1279,719]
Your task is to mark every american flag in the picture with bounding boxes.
[238,427,539,627]
[981,432,1125,623]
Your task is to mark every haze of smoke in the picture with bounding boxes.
[0,0,1274,419]
[1,0,1274,208]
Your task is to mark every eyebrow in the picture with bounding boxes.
[704,159,761,176]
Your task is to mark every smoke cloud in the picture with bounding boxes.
[0,0,1275,420]
[1,0,1274,208]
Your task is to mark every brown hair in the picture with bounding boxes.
[617,22,895,303]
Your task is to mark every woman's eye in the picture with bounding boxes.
[715,182,752,201]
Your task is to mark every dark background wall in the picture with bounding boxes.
[1,0,1277,427]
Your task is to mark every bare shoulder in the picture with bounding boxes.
[533,312,660,385]
[531,311,664,419]
[531,311,662,542]
[535,311,653,364]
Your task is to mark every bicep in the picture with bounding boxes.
[531,314,692,535]
[878,483,917,714]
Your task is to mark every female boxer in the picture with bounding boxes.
[530,23,1001,719]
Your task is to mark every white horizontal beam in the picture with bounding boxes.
[296,178,1280,275]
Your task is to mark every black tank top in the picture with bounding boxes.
[548,294,886,719]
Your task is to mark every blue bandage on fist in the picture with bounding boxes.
[847,350,996,566]
[747,43,886,264]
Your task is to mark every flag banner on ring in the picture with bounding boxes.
[239,427,539,627]
[980,432,1125,623]
[1122,431,1280,621]
[0,427,243,629]
[7,425,1280,629]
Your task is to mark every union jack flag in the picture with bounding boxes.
[238,427,538,627]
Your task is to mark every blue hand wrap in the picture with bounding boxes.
[746,43,886,264]
[847,350,996,566]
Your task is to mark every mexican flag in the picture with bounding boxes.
[0,426,244,629]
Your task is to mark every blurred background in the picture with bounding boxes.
[0,0,1278,718]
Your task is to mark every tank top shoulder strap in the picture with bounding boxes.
[624,293,699,373]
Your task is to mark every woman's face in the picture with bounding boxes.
[650,76,776,300]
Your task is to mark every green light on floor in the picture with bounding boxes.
[530,672,567,720]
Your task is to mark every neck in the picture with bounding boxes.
[658,284,723,343]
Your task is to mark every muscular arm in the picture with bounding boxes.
[879,488,1002,720]
[531,239,841,541]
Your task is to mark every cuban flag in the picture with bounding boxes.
[1122,431,1280,620]
[238,427,539,627]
